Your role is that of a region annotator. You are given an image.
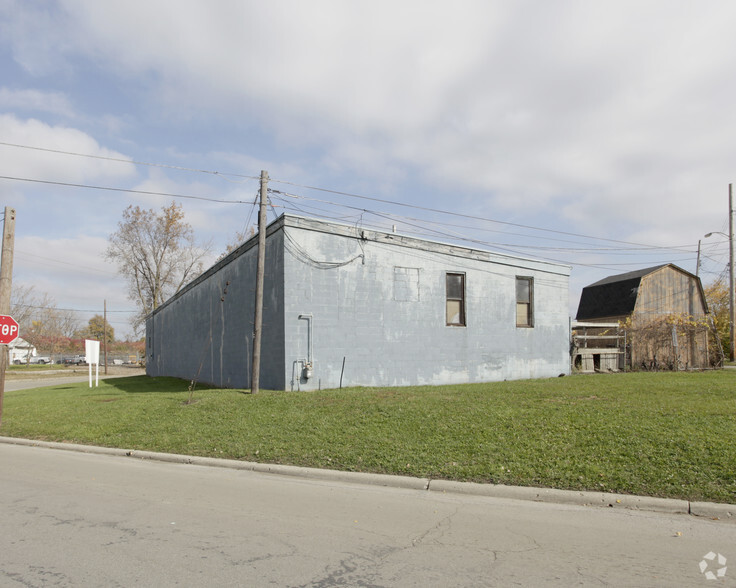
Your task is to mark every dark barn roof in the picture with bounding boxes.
[575,265,668,321]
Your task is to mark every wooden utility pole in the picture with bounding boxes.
[103,299,108,375]
[730,184,735,362]
[0,207,16,426]
[250,170,268,393]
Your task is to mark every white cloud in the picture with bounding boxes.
[3,0,736,308]
[127,168,252,233]
[14,233,135,336]
[0,114,137,183]
[35,2,734,224]
[16,234,117,284]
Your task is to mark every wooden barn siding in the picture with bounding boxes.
[634,268,707,320]
[631,267,709,369]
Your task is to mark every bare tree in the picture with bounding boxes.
[216,226,255,262]
[11,285,81,355]
[106,201,212,332]
[10,284,47,330]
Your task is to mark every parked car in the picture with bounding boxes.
[29,356,53,365]
[63,355,87,365]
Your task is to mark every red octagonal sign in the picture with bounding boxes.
[0,314,19,345]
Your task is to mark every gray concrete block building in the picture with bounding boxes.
[146,215,571,390]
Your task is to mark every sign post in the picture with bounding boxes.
[85,339,100,387]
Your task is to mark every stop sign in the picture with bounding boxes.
[0,314,19,344]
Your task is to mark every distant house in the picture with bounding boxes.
[574,264,712,371]
[146,214,571,390]
[8,338,36,364]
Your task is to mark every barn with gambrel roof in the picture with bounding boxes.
[575,264,713,370]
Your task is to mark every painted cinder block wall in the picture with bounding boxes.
[283,216,570,390]
[146,215,571,390]
[146,226,286,389]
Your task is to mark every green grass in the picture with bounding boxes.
[2,371,736,503]
[7,363,61,371]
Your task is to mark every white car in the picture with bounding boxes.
[29,356,52,365]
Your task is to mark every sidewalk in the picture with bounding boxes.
[1,435,734,522]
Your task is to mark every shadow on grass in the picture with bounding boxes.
[101,375,202,394]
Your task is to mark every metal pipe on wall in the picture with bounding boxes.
[298,313,313,364]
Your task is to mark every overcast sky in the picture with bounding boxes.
[1,0,734,340]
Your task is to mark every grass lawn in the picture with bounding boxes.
[7,364,61,372]
[1,370,735,503]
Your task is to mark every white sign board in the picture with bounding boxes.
[85,339,100,387]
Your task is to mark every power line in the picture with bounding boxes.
[0,138,709,274]
[13,303,139,314]
[0,175,252,205]
[0,138,699,254]
[270,187,698,253]
[15,251,120,277]
[270,189,698,270]
[0,141,261,182]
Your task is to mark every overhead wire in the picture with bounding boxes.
[14,303,136,313]
[270,188,699,256]
[0,141,261,182]
[0,140,702,257]
[0,140,721,282]
[16,251,121,277]
[270,178,701,252]
[267,195,363,269]
[0,175,252,205]
[270,189,699,271]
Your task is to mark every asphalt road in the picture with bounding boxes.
[1,442,735,587]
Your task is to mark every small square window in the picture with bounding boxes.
[446,273,465,326]
[516,277,533,327]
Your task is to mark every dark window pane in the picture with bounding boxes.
[516,278,530,303]
[446,273,464,299]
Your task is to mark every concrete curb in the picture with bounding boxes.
[427,479,691,514]
[2,436,732,521]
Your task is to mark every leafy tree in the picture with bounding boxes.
[704,280,730,360]
[76,314,115,345]
[106,202,211,333]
